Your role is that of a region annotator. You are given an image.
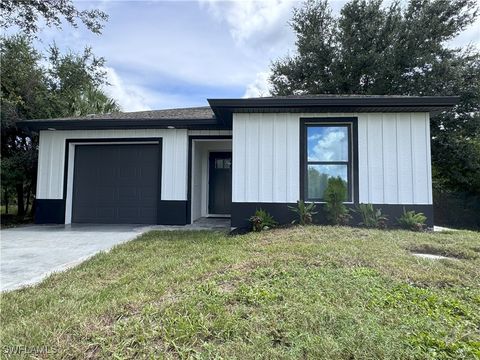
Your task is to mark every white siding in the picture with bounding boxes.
[233,113,300,203]
[233,112,432,205]
[36,129,188,200]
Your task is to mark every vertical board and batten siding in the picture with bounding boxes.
[233,112,432,205]
[233,113,300,203]
[36,129,189,201]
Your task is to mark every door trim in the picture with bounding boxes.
[64,138,162,224]
[187,136,232,224]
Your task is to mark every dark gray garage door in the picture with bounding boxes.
[72,144,160,224]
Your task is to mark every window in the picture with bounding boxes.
[215,158,231,169]
[303,122,353,202]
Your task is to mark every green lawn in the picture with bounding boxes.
[1,227,479,359]
[0,205,20,216]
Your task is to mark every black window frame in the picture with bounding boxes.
[300,117,359,204]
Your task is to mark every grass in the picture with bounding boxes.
[0,205,18,215]
[1,226,479,359]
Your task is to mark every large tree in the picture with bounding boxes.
[0,36,119,218]
[1,0,116,220]
[271,0,480,195]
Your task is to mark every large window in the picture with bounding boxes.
[303,122,353,202]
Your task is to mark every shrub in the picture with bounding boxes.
[397,207,427,231]
[249,209,277,232]
[354,203,388,229]
[288,200,318,225]
[324,177,351,225]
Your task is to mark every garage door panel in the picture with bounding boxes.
[139,187,157,202]
[97,187,117,202]
[72,144,160,224]
[96,208,116,220]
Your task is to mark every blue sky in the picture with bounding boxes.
[32,0,480,112]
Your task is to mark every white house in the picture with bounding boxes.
[20,95,458,228]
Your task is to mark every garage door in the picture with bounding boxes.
[72,144,160,224]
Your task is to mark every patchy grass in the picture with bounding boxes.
[1,227,479,359]
[1,205,18,215]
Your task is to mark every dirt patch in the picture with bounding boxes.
[407,244,476,260]
[153,291,183,307]
[218,280,236,293]
[412,253,456,260]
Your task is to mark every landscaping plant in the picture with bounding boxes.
[324,177,351,225]
[397,207,427,231]
[249,209,277,232]
[289,200,317,225]
[355,203,388,229]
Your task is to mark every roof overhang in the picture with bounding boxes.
[18,96,460,131]
[208,96,460,126]
[17,117,228,131]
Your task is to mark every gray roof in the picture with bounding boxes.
[40,106,215,122]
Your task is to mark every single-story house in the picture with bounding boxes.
[19,95,458,228]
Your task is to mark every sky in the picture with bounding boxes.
[32,0,480,112]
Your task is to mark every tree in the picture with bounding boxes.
[1,0,116,221]
[46,43,120,117]
[271,0,480,194]
[0,0,108,35]
[1,36,49,218]
[0,35,119,218]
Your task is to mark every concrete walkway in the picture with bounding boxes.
[0,224,148,292]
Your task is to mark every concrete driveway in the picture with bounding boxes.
[0,224,148,292]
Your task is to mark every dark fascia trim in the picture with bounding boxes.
[208,96,460,125]
[187,135,233,224]
[208,96,460,108]
[299,117,359,205]
[63,138,163,224]
[18,118,229,131]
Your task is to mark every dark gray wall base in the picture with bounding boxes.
[231,203,295,228]
[367,204,434,228]
[35,199,66,224]
[231,202,434,228]
[158,200,188,225]
[35,199,188,225]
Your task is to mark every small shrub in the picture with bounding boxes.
[354,203,388,229]
[324,177,351,225]
[397,207,427,231]
[288,200,318,225]
[249,209,277,232]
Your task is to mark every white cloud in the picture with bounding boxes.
[448,18,480,49]
[309,129,348,161]
[243,71,272,98]
[103,66,152,112]
[103,66,209,111]
[200,0,295,46]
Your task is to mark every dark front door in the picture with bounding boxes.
[72,144,160,224]
[208,152,232,215]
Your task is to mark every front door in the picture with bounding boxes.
[208,152,232,215]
